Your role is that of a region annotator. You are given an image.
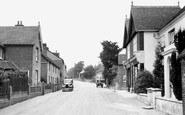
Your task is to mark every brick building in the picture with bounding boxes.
[0,21,43,86]
[42,43,66,83]
[41,52,60,84]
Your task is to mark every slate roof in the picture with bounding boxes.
[131,6,181,31]
[0,60,20,71]
[123,18,130,47]
[41,52,60,69]
[0,26,40,45]
[160,6,185,32]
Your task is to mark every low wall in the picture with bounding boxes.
[155,97,183,115]
[0,92,42,109]
[137,93,149,105]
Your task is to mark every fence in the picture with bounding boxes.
[30,86,41,94]
[45,84,52,90]
[9,76,28,92]
[54,83,63,91]
[0,82,9,98]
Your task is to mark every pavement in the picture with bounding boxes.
[113,89,167,115]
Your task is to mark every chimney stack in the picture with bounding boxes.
[15,21,24,26]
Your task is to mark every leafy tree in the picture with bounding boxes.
[67,67,75,78]
[170,28,185,100]
[99,40,121,85]
[153,42,164,96]
[134,70,154,94]
[67,61,84,78]
[83,65,96,79]
[94,63,104,72]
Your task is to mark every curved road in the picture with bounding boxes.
[0,81,165,115]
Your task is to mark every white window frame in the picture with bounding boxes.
[168,28,175,45]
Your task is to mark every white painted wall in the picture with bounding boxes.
[158,11,185,98]
[144,32,158,72]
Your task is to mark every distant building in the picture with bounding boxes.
[42,43,65,83]
[0,21,43,86]
[41,52,60,84]
[116,53,126,90]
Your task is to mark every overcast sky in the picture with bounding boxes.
[0,0,184,70]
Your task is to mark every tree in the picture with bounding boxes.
[99,40,121,86]
[170,28,185,100]
[67,67,75,78]
[83,65,96,79]
[67,61,84,79]
[153,42,164,96]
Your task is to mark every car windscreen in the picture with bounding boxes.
[64,79,72,84]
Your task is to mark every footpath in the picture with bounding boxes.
[111,88,168,115]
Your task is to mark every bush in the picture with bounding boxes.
[134,70,154,94]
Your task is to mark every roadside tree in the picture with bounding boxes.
[99,40,121,86]
[153,42,164,96]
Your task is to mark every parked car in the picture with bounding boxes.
[62,79,74,92]
[96,80,104,88]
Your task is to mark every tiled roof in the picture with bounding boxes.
[160,6,185,31]
[123,18,130,48]
[0,26,40,45]
[0,60,20,71]
[131,6,181,31]
[41,52,60,69]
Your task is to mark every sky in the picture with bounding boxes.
[0,0,184,70]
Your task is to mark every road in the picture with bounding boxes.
[0,81,165,115]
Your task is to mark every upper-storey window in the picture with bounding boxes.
[0,48,3,59]
[127,44,130,59]
[137,32,144,50]
[133,36,137,52]
[168,28,175,45]
[36,47,39,61]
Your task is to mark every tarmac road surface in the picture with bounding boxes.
[0,80,165,115]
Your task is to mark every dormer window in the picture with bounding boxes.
[168,28,175,45]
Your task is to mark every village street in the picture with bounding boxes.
[0,81,165,115]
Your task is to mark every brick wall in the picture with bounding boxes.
[5,45,33,84]
[181,60,185,115]
[41,56,48,83]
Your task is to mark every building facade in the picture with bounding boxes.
[123,5,180,92]
[43,43,65,83]
[156,6,185,98]
[0,21,43,86]
[41,52,60,84]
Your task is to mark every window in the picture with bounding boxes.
[133,37,137,52]
[168,28,175,45]
[137,32,144,50]
[49,63,51,71]
[140,63,144,71]
[53,65,54,72]
[36,47,39,61]
[35,70,38,84]
[0,48,3,59]
[127,44,130,59]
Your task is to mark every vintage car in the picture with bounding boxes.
[62,79,74,92]
[96,80,104,88]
